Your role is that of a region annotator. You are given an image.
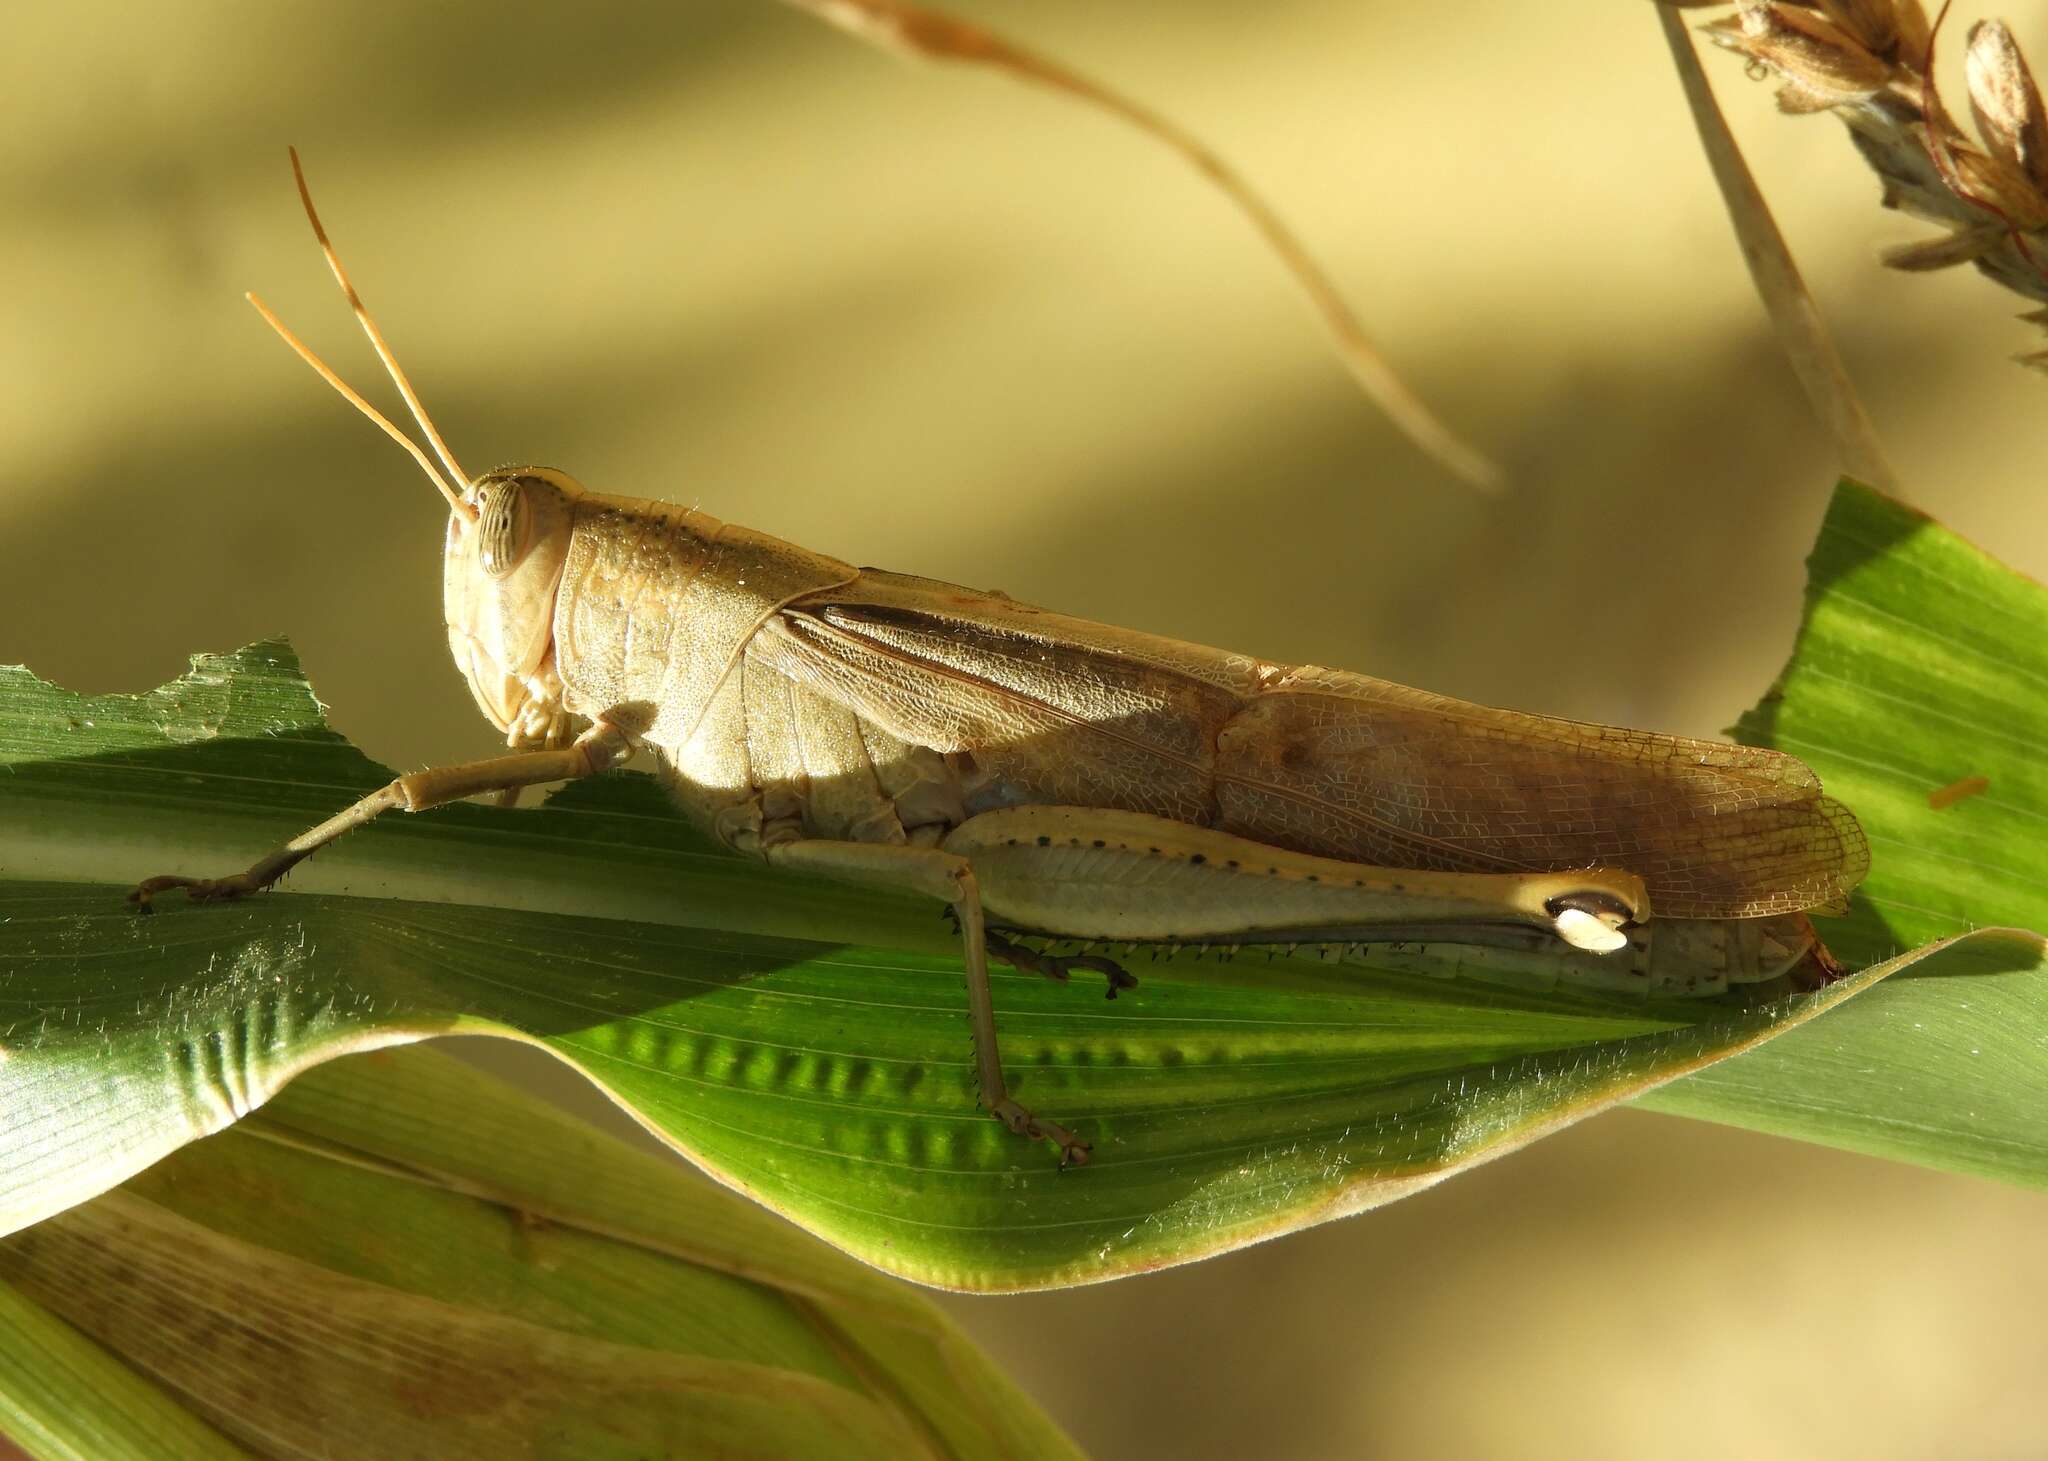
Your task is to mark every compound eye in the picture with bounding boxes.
[476,478,529,578]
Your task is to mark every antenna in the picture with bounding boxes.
[246,290,470,518]
[285,146,474,497]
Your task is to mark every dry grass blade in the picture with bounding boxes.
[1677,1,2048,369]
[1656,6,1901,492]
[776,0,1503,491]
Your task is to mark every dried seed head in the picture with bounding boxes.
[1965,20,2048,193]
[1770,76,1859,115]
[1941,140,2048,230]
[1879,223,2005,270]
[1708,3,1891,109]
[1811,0,1899,58]
[1687,0,2048,359]
[1891,0,1933,70]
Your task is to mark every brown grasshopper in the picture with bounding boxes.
[131,153,1868,1165]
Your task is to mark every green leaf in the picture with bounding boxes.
[0,480,2040,1292]
[0,1045,1077,1460]
[1636,482,2048,1183]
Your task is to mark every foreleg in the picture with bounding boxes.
[129,721,635,912]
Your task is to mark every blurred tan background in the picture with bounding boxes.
[6,2,2047,1456]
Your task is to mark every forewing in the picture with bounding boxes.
[760,577,1868,921]
[1213,667,1868,920]
[754,572,1262,829]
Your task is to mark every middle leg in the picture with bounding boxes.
[763,838,1092,1165]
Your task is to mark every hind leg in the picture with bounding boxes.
[940,806,1649,952]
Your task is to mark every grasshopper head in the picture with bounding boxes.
[444,467,583,737]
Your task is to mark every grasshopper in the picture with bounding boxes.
[131,153,1868,1165]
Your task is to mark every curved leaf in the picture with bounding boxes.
[0,481,2039,1286]
[2,481,2041,1289]
[0,1045,1078,1460]
[1637,482,2048,1180]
